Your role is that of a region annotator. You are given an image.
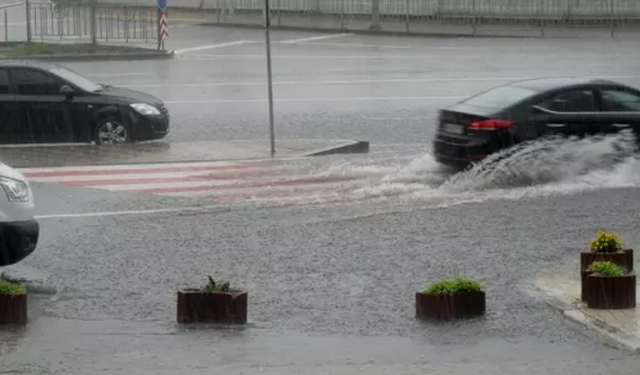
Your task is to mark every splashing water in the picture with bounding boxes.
[250,131,640,208]
[345,131,640,205]
[439,130,640,193]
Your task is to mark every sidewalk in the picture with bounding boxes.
[1,314,637,375]
[171,9,640,40]
[0,139,369,168]
[534,258,640,354]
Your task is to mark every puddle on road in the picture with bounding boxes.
[242,131,640,209]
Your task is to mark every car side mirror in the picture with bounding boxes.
[59,85,74,97]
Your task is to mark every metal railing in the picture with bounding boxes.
[195,0,640,37]
[26,0,159,44]
[0,2,23,43]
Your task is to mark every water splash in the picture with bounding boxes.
[438,130,639,194]
[350,131,640,205]
[252,131,640,208]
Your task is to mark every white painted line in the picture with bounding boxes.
[34,206,224,220]
[286,41,412,49]
[173,40,256,55]
[84,72,153,77]
[279,33,354,44]
[119,76,511,88]
[18,161,252,173]
[21,149,396,178]
[164,96,466,104]
[270,42,562,50]
[116,74,640,89]
[179,53,640,60]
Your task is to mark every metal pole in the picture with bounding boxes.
[25,0,31,42]
[264,0,276,156]
[4,9,8,43]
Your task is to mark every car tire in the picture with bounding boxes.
[93,116,132,145]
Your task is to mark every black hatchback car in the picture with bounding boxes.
[433,77,640,170]
[0,59,170,145]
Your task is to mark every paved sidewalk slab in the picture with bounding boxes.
[534,260,640,354]
[0,139,369,168]
[0,316,636,375]
[180,9,640,40]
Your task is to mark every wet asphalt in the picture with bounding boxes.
[4,25,640,373]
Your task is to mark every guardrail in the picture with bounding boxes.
[27,0,158,45]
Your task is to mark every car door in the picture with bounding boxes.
[596,86,640,143]
[529,87,602,139]
[10,67,74,143]
[0,68,25,144]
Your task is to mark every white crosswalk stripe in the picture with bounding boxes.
[19,161,368,204]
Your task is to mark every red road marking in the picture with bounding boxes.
[120,175,358,194]
[22,163,266,178]
[54,167,303,187]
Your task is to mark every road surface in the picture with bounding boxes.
[3,25,640,374]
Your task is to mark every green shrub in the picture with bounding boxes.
[587,261,626,277]
[0,279,26,295]
[424,278,482,295]
[589,230,623,253]
[201,275,241,293]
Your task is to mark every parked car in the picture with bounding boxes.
[0,59,170,145]
[0,162,38,266]
[433,77,640,170]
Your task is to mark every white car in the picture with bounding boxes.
[0,162,38,266]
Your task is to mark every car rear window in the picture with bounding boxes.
[461,86,537,109]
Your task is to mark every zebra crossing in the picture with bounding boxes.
[19,160,369,204]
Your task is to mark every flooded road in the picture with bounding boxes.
[4,25,640,374]
[5,133,640,373]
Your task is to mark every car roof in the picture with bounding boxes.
[0,59,58,70]
[507,77,624,92]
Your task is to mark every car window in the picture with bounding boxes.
[0,69,10,94]
[461,86,536,109]
[537,89,596,112]
[12,68,63,95]
[600,88,640,112]
[49,65,103,93]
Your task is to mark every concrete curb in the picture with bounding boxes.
[304,140,370,157]
[542,297,640,354]
[195,22,540,39]
[0,51,175,62]
[1,266,58,295]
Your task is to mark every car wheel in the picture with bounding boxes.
[94,117,131,145]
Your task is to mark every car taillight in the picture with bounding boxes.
[466,119,514,130]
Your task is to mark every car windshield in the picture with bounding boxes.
[461,85,537,109]
[49,65,104,92]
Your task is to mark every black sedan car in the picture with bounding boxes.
[433,77,640,170]
[0,59,170,145]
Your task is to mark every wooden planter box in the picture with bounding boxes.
[580,249,634,301]
[0,293,27,325]
[176,289,247,324]
[415,291,485,321]
[583,274,636,309]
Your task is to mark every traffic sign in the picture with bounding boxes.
[158,0,166,11]
[159,10,169,40]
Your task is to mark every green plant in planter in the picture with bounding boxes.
[201,275,242,293]
[587,261,626,277]
[0,279,26,295]
[589,230,623,253]
[424,278,483,294]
